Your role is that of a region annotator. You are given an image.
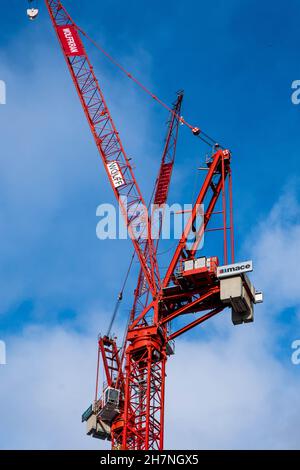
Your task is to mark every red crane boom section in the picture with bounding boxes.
[130,94,184,326]
[45,0,160,296]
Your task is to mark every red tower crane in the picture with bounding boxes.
[41,0,263,450]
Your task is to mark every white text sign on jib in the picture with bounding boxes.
[107,161,125,188]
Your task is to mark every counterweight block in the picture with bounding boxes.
[220,273,261,325]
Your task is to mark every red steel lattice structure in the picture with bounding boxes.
[44,0,245,450]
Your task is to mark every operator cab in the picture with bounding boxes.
[82,387,120,441]
[98,387,120,422]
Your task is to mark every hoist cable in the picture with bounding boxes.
[106,251,135,337]
[106,164,159,339]
[59,4,224,148]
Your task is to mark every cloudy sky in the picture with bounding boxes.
[0,0,300,450]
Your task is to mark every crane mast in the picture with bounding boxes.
[42,0,263,450]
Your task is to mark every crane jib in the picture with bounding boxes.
[57,25,84,56]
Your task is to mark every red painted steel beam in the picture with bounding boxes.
[129,94,184,327]
[160,287,220,325]
[189,178,223,253]
[98,338,112,386]
[163,149,231,287]
[129,300,155,331]
[168,307,224,341]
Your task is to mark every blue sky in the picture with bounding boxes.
[0,0,300,449]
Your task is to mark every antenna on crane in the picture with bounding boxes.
[27,0,39,20]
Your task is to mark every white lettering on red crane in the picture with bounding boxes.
[57,25,84,56]
[62,28,79,53]
[107,161,125,188]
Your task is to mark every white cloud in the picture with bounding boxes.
[249,190,300,312]
[165,189,300,449]
[0,325,109,450]
[165,328,300,449]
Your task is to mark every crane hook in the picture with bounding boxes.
[27,0,39,21]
